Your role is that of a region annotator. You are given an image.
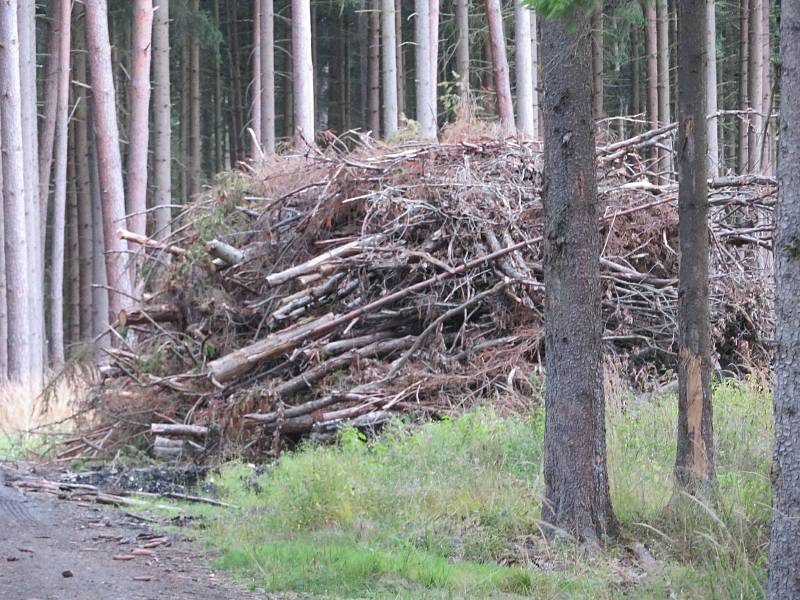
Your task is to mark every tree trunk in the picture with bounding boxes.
[540,9,616,542]
[485,0,515,137]
[530,12,540,139]
[1,0,32,379]
[748,0,764,173]
[706,0,719,175]
[414,0,436,139]
[381,0,398,137]
[292,0,314,147]
[675,0,714,494]
[631,26,641,121]
[767,2,800,595]
[66,138,80,350]
[395,0,404,117]
[367,0,380,136]
[759,0,772,175]
[643,0,658,136]
[428,0,438,122]
[656,0,672,178]
[85,0,134,319]
[260,0,275,153]
[591,9,603,119]
[515,1,534,138]
[49,0,72,368]
[153,0,172,243]
[454,0,469,102]
[225,0,243,162]
[738,0,750,173]
[89,139,110,344]
[190,0,202,196]
[0,147,5,379]
[251,0,261,149]
[18,0,43,381]
[127,0,153,239]
[38,0,59,214]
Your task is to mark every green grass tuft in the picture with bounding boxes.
[193,380,772,599]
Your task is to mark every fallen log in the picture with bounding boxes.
[206,239,245,265]
[119,304,182,327]
[149,423,209,438]
[118,228,189,257]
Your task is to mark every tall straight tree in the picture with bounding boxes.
[738,0,750,173]
[381,0,398,137]
[485,0,515,136]
[260,0,275,153]
[0,152,5,379]
[367,0,380,135]
[49,0,72,368]
[415,0,436,139]
[530,12,540,138]
[706,0,719,175]
[292,0,314,146]
[538,6,615,541]
[515,1,535,137]
[0,0,31,380]
[767,1,800,595]
[428,0,438,119]
[675,0,714,493]
[748,0,764,173]
[18,0,42,381]
[591,9,603,118]
[127,0,154,238]
[643,1,658,134]
[251,0,262,149]
[454,0,469,101]
[189,0,201,195]
[656,0,672,177]
[153,0,172,242]
[85,0,134,320]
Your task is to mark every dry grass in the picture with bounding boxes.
[0,375,88,458]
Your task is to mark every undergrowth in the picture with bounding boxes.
[183,380,771,599]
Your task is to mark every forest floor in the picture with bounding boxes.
[0,465,288,600]
[0,379,771,599]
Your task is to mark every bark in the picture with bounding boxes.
[414,0,436,139]
[530,12,540,139]
[126,0,153,238]
[260,0,275,153]
[49,0,72,368]
[153,0,172,243]
[454,0,469,101]
[656,0,672,177]
[515,1,534,138]
[0,0,32,379]
[591,9,603,119]
[381,0,398,137]
[75,48,93,341]
[428,0,438,120]
[485,0,515,137]
[540,10,615,542]
[631,26,641,120]
[85,0,134,318]
[251,0,261,149]
[190,0,202,196]
[767,2,800,595]
[675,0,714,493]
[292,0,315,147]
[706,0,719,175]
[18,0,43,381]
[738,0,750,173]
[38,0,59,212]
[225,0,243,162]
[0,148,5,379]
[89,138,110,344]
[748,0,764,173]
[395,0,404,117]
[180,40,190,203]
[367,0,380,136]
[66,139,80,349]
[643,1,658,134]
[759,1,772,175]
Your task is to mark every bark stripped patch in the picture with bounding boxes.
[680,346,708,481]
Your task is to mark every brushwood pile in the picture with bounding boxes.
[69,131,776,460]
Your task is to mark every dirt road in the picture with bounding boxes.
[0,476,268,600]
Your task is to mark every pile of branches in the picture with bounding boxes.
[82,130,775,459]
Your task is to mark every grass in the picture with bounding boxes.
[157,380,773,598]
